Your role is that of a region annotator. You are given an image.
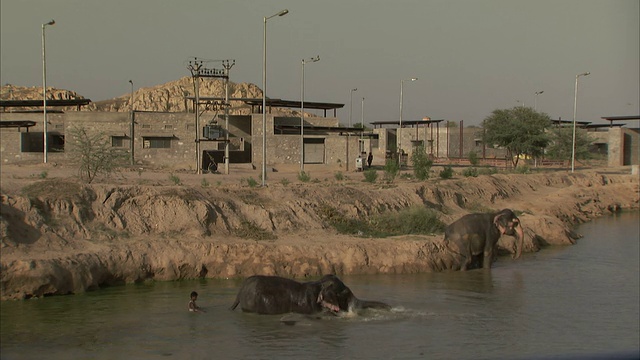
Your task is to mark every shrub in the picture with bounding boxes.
[298,171,311,182]
[515,164,531,174]
[383,159,400,183]
[280,178,290,186]
[478,167,498,176]
[233,220,277,241]
[411,145,433,180]
[38,171,48,179]
[201,178,210,188]
[468,151,480,166]
[363,169,378,183]
[169,173,182,185]
[319,205,445,237]
[440,165,454,179]
[334,171,344,181]
[463,167,478,177]
[245,177,258,188]
[67,126,125,184]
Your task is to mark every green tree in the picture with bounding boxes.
[482,106,551,167]
[68,126,126,183]
[545,126,594,160]
[411,145,433,180]
[352,122,369,130]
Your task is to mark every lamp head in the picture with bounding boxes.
[312,55,320,62]
[579,72,590,77]
[411,78,418,81]
[278,9,289,16]
[352,88,358,92]
[44,19,55,26]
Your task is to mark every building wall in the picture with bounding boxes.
[373,124,506,163]
[2,110,633,169]
[608,127,640,166]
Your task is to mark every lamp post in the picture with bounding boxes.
[300,55,320,172]
[399,77,417,164]
[129,80,135,165]
[571,72,590,173]
[42,19,55,164]
[361,97,365,128]
[361,96,365,153]
[534,91,544,111]
[300,55,320,171]
[349,88,358,127]
[262,9,289,186]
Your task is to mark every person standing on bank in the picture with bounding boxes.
[367,152,373,169]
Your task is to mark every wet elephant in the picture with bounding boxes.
[229,274,391,315]
[444,208,524,270]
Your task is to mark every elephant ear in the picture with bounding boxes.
[493,211,510,235]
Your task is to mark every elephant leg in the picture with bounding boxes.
[460,260,469,271]
[482,249,493,269]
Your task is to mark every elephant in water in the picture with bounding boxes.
[229,274,391,315]
[444,208,524,270]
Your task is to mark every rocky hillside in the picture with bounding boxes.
[1,166,637,300]
[0,78,302,116]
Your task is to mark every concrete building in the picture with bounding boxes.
[1,99,638,170]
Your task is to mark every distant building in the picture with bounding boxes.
[1,99,638,170]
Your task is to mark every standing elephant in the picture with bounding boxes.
[229,274,390,315]
[444,208,524,270]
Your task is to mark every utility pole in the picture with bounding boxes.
[187,59,204,174]
[129,80,135,165]
[187,57,233,174]
[222,59,235,175]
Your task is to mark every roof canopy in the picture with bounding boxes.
[370,119,444,128]
[0,99,92,110]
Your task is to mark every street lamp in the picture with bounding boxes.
[349,88,358,127]
[534,91,544,111]
[129,80,135,165]
[571,72,590,173]
[361,97,365,128]
[300,55,320,172]
[262,9,288,186]
[42,19,55,164]
[399,77,417,163]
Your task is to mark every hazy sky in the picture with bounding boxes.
[1,0,638,126]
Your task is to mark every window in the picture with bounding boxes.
[143,137,172,149]
[112,136,128,148]
[164,124,173,130]
[21,132,64,152]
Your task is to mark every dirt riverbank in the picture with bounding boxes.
[1,163,638,300]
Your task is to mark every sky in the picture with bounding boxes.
[1,0,638,126]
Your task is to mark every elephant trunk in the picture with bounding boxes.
[513,222,525,259]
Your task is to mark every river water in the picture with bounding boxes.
[1,212,639,360]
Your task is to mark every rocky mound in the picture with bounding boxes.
[1,78,302,117]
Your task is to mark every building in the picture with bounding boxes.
[1,99,638,170]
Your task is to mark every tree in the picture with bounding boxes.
[545,126,594,161]
[482,106,551,167]
[68,126,126,183]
